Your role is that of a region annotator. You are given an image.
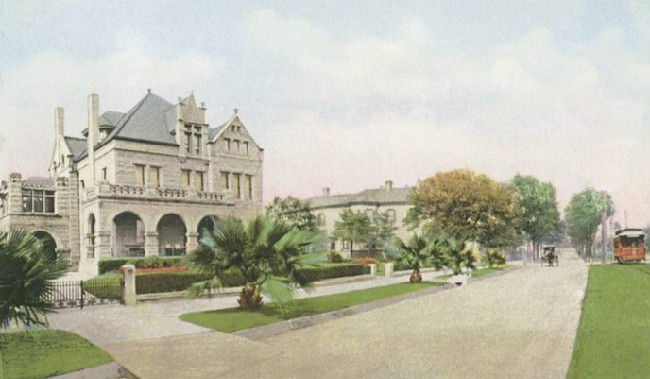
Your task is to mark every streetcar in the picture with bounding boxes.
[613,228,646,263]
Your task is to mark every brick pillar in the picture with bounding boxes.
[7,173,22,214]
[145,231,159,257]
[384,262,394,278]
[186,231,198,253]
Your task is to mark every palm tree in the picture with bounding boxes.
[442,237,476,275]
[0,230,67,330]
[188,215,323,310]
[392,233,445,283]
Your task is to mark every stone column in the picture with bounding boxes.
[186,231,199,253]
[384,262,394,278]
[97,231,112,258]
[144,231,159,257]
[120,265,136,306]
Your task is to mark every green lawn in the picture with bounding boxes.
[180,281,440,332]
[566,264,650,379]
[0,330,113,379]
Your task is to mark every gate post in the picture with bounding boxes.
[120,265,137,306]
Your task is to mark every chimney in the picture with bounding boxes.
[385,180,393,191]
[55,107,64,137]
[322,187,330,197]
[87,94,99,184]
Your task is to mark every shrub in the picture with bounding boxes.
[298,264,369,282]
[98,256,186,274]
[483,249,506,267]
[326,250,343,263]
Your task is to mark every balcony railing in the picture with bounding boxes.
[84,182,229,204]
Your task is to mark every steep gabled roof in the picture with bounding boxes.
[104,92,176,145]
[99,111,125,126]
[63,137,87,160]
[23,177,55,189]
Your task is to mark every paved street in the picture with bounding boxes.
[96,254,587,379]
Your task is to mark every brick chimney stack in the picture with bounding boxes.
[322,187,330,197]
[385,180,393,191]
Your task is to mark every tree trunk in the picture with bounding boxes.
[409,268,422,283]
[237,284,263,310]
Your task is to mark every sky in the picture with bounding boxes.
[0,1,648,226]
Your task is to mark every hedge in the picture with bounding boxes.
[136,270,245,294]
[298,263,370,282]
[90,263,369,296]
[98,256,187,274]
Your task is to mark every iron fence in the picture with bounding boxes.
[48,279,122,309]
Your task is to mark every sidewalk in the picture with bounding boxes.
[47,267,449,346]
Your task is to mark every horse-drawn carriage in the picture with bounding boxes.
[540,245,558,267]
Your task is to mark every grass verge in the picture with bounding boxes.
[180,281,440,332]
[0,330,113,379]
[566,264,650,379]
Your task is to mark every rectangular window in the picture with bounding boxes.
[246,175,252,200]
[22,190,32,212]
[32,190,44,213]
[220,172,230,190]
[224,138,231,151]
[195,171,204,191]
[150,166,160,187]
[184,132,191,153]
[44,192,55,213]
[233,140,240,153]
[194,133,201,154]
[22,190,55,214]
[243,141,249,154]
[181,169,191,187]
[102,167,107,181]
[233,173,241,198]
[134,164,145,186]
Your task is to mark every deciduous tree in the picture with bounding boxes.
[565,189,614,259]
[510,174,560,259]
[333,210,372,256]
[408,169,519,248]
[265,196,317,232]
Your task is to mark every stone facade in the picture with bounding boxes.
[304,180,413,259]
[0,91,264,276]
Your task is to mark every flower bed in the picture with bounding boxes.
[136,266,189,274]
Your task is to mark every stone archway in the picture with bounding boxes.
[33,231,57,252]
[112,212,145,257]
[197,215,220,244]
[157,214,187,256]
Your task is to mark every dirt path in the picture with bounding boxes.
[106,257,587,379]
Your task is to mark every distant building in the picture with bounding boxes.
[0,90,263,275]
[305,180,413,258]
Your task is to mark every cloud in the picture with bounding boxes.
[246,12,650,225]
[0,30,215,180]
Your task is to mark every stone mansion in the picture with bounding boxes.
[0,90,263,275]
